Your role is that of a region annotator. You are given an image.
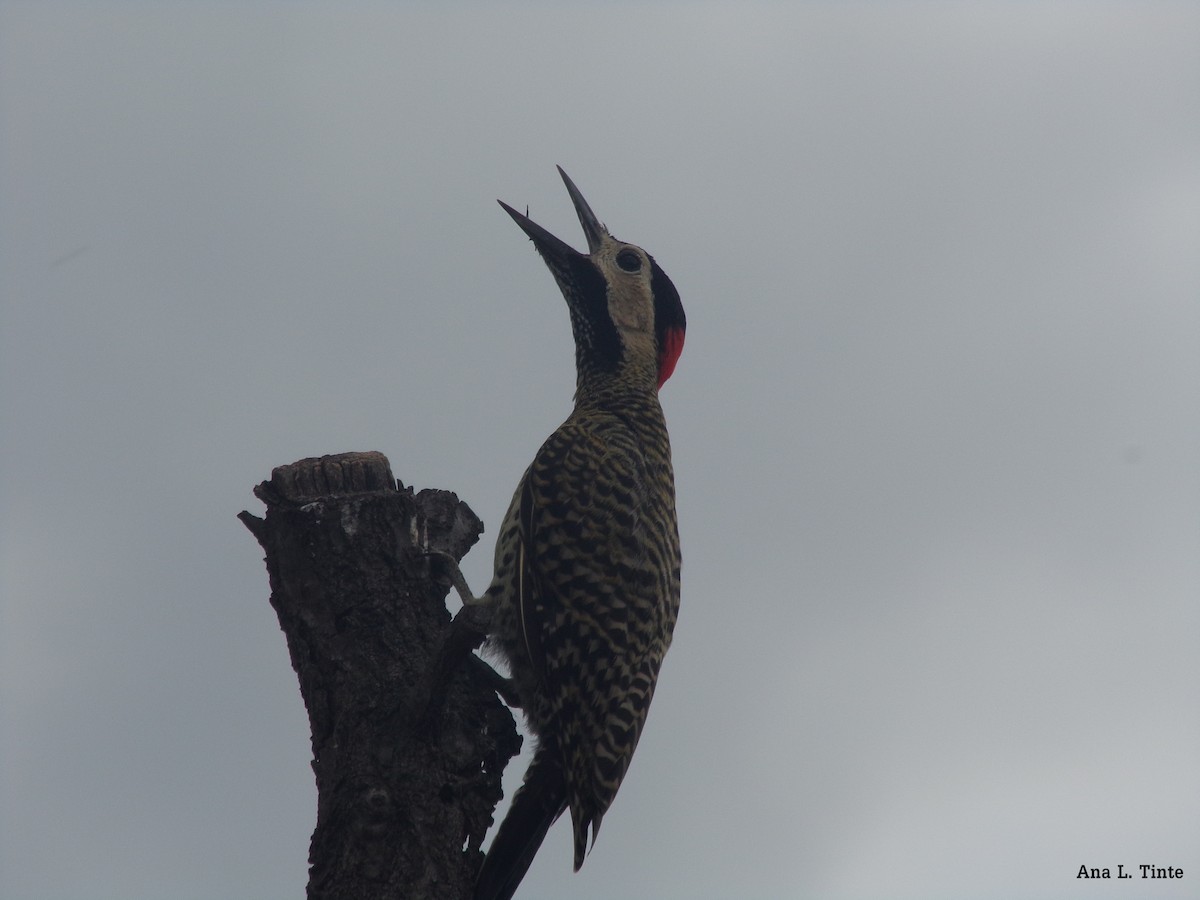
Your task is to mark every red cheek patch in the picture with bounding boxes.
[657,327,685,389]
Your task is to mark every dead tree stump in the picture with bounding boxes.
[239,451,520,900]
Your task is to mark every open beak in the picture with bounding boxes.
[498,166,609,263]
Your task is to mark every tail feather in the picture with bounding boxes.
[571,808,602,871]
[474,750,568,900]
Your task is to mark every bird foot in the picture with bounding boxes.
[426,549,493,609]
[467,656,524,709]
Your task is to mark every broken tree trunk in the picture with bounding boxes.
[238,451,520,900]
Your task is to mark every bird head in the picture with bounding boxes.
[499,167,685,392]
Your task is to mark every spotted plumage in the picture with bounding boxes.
[466,169,685,900]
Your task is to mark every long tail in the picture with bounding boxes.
[474,749,568,900]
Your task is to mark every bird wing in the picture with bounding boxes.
[516,414,666,867]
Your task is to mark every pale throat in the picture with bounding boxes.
[606,285,653,332]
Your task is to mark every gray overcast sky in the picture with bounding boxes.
[2,3,1197,899]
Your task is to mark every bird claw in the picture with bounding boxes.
[467,655,524,709]
[425,548,492,609]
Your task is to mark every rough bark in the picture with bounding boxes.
[239,451,520,900]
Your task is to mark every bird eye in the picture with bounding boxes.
[616,249,642,273]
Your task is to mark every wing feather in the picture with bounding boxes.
[515,415,664,864]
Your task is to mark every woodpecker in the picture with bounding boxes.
[453,168,685,900]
